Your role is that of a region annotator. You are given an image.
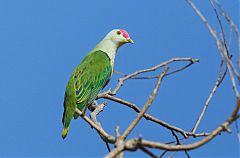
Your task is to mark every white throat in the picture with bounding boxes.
[92,39,118,66]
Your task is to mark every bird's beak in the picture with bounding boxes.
[126,38,134,44]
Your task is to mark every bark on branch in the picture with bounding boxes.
[105,99,240,158]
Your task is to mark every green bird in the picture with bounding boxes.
[62,29,134,139]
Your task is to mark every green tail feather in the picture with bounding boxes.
[62,50,112,139]
[62,127,69,139]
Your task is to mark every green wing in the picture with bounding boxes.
[74,50,112,113]
[62,50,112,137]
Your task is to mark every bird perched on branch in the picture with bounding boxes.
[62,29,134,139]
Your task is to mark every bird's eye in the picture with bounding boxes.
[116,30,121,35]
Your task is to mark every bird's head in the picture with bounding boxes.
[105,29,134,47]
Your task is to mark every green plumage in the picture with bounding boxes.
[62,50,112,139]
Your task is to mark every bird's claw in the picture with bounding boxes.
[90,101,106,129]
[88,101,98,112]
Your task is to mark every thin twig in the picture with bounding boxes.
[114,59,198,80]
[235,120,240,142]
[114,126,124,158]
[170,130,191,158]
[186,0,239,98]
[184,150,191,158]
[171,130,180,145]
[139,146,158,158]
[166,59,199,76]
[159,150,168,158]
[113,70,127,77]
[191,60,226,133]
[168,151,177,158]
[209,0,240,98]
[228,65,240,97]
[209,0,229,57]
[99,93,206,138]
[168,131,180,158]
[75,108,116,144]
[105,142,111,153]
[122,67,169,140]
[111,58,198,95]
[164,132,211,145]
[186,132,211,138]
[227,25,233,50]
[214,0,240,56]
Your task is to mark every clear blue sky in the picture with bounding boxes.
[0,0,239,157]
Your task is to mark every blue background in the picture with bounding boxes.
[0,0,239,157]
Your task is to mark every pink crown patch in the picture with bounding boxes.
[120,29,130,38]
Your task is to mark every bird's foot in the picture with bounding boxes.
[90,102,107,128]
[88,101,98,112]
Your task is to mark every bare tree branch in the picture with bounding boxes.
[140,100,239,151]
[114,58,199,80]
[214,0,240,57]
[209,0,228,56]
[99,93,189,137]
[105,99,239,158]
[159,150,168,158]
[170,130,191,158]
[75,108,116,144]
[227,26,233,50]
[122,67,169,140]
[186,0,240,98]
[98,92,211,139]
[139,146,158,158]
[209,0,240,99]
[110,58,199,95]
[191,60,227,133]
